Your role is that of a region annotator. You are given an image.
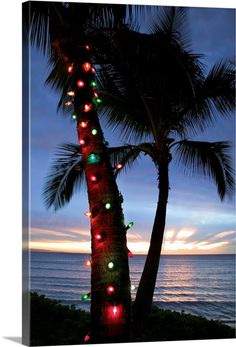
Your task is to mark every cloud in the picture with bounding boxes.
[164,240,194,251]
[29,240,91,253]
[127,241,150,254]
[29,224,235,255]
[176,228,196,239]
[31,227,90,240]
[64,228,90,237]
[127,232,143,241]
[196,241,229,250]
[165,229,175,240]
[163,227,196,242]
[213,230,236,240]
[31,228,75,239]
[162,227,234,254]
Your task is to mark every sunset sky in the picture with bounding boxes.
[28,5,235,255]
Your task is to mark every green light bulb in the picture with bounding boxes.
[108,261,114,269]
[81,293,90,300]
[72,114,77,120]
[131,285,136,290]
[105,203,111,210]
[91,128,98,135]
[91,81,97,87]
[127,222,134,229]
[87,153,100,165]
[95,98,102,104]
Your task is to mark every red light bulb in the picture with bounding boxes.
[95,233,102,241]
[84,259,91,267]
[106,304,122,320]
[112,306,118,316]
[128,250,133,257]
[84,335,90,342]
[91,67,96,74]
[90,175,97,182]
[85,44,91,51]
[106,285,115,295]
[82,62,91,73]
[84,211,91,217]
[116,163,123,169]
[77,80,85,88]
[80,139,86,146]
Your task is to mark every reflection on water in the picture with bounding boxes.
[136,255,234,303]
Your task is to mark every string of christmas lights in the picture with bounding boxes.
[65,43,134,342]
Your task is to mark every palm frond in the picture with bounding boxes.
[200,60,235,114]
[179,60,235,136]
[98,64,154,142]
[149,6,190,48]
[43,143,85,211]
[27,1,54,55]
[45,56,73,113]
[97,17,205,140]
[175,140,235,200]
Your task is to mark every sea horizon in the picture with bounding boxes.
[28,249,236,256]
[29,252,235,327]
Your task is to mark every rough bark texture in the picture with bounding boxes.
[133,158,169,339]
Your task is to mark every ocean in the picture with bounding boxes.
[30,252,235,328]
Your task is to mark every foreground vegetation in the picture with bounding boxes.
[30,293,235,345]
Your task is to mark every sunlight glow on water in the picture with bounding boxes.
[30,252,235,326]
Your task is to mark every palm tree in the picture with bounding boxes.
[96,7,235,337]
[39,5,234,340]
[23,1,149,343]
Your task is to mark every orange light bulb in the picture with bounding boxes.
[68,64,73,73]
[84,103,92,112]
[82,62,91,73]
[67,91,75,97]
[80,121,88,128]
[64,101,73,106]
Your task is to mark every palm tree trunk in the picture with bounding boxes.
[74,53,131,342]
[133,159,169,339]
[77,114,131,342]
